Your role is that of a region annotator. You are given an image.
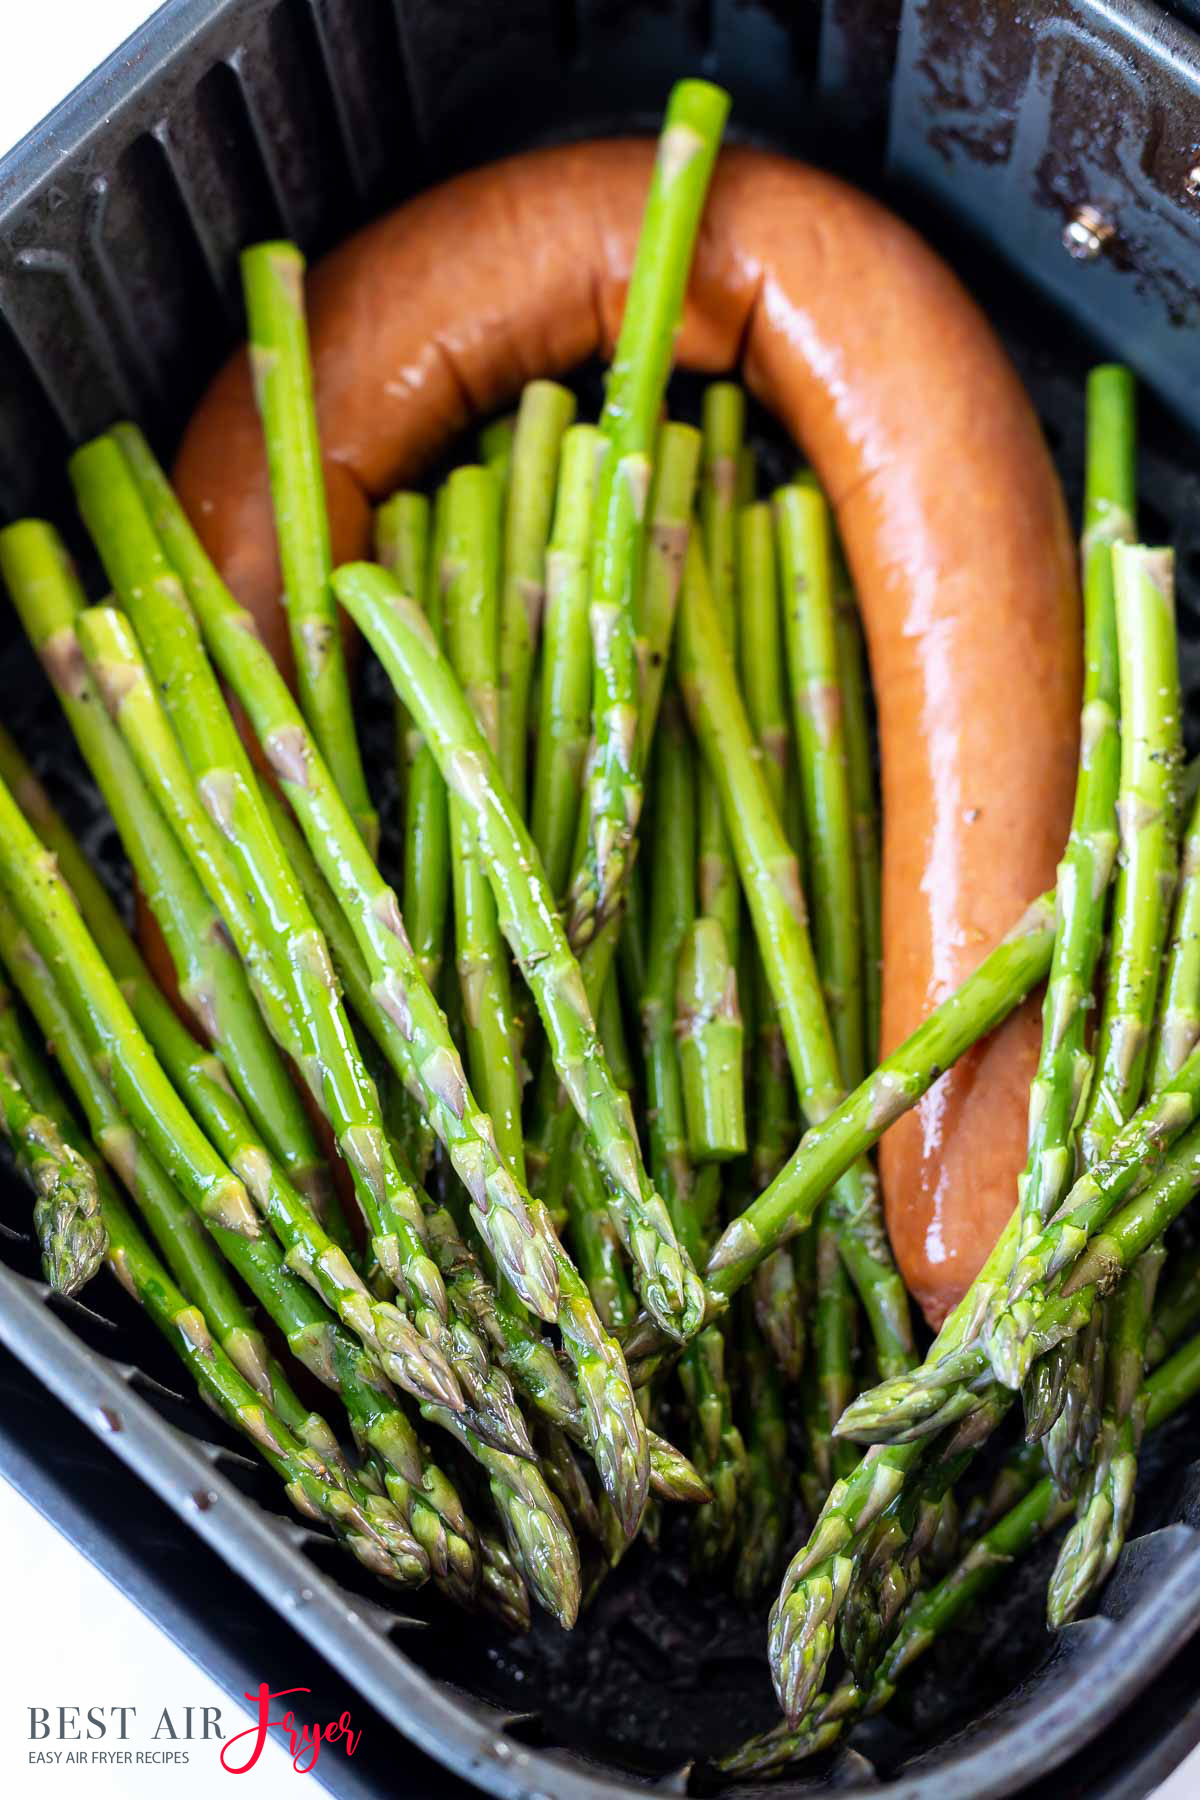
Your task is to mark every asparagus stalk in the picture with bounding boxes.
[1040,1313,1105,1492]
[80,601,533,1442]
[970,370,1130,1441]
[1148,779,1200,1090]
[93,430,565,1331]
[373,486,429,824]
[987,542,1180,1398]
[674,532,912,1375]
[0,1022,105,1294]
[240,242,377,853]
[497,381,576,811]
[441,467,525,1178]
[765,1198,1039,1722]
[478,1529,531,1633]
[748,953,804,1380]
[719,1328,1200,1778]
[531,426,605,899]
[634,422,702,768]
[0,899,483,1592]
[737,500,790,820]
[479,415,515,490]
[675,914,745,1162]
[639,698,745,1561]
[1080,542,1180,1164]
[775,488,872,1467]
[563,1137,638,1332]
[1146,1240,1200,1365]
[776,482,864,1088]
[0,534,348,1249]
[734,1294,791,1601]
[1007,374,1131,1245]
[521,425,704,1232]
[68,441,473,1398]
[0,799,482,1598]
[681,384,746,1160]
[0,951,428,1585]
[834,568,882,1068]
[104,433,651,1534]
[399,484,452,992]
[112,1186,428,1584]
[1047,1243,1162,1623]
[737,499,804,1376]
[334,560,705,1344]
[565,78,729,952]
[839,1107,1200,1447]
[259,783,653,1538]
[688,388,747,1129]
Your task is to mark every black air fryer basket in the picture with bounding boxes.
[3,4,1200,1797]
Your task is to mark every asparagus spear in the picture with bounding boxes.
[639,697,746,1563]
[776,482,864,1088]
[0,899,485,1592]
[974,370,1130,1443]
[374,486,428,828]
[834,568,882,1069]
[240,243,376,853]
[0,963,428,1585]
[717,1325,1200,1778]
[1148,767,1200,1090]
[614,886,1057,1388]
[1047,1243,1162,1623]
[79,600,541,1447]
[259,783,653,1538]
[478,1529,531,1633]
[441,468,525,1171]
[565,78,729,953]
[0,1023,105,1294]
[734,1294,791,1601]
[334,559,705,1345]
[396,484,451,993]
[68,443,473,1400]
[479,415,515,490]
[0,536,349,1249]
[988,542,1180,1398]
[675,914,745,1162]
[680,384,746,1162]
[748,973,804,1380]
[1145,1240,1200,1365]
[1039,1315,1104,1496]
[736,497,805,1376]
[674,532,912,1375]
[497,380,576,811]
[0,791,483,1598]
[1080,543,1180,1164]
[520,425,704,1243]
[2,847,572,1619]
[103,431,566,1323]
[635,423,702,768]
[839,1109,1200,1447]
[1020,366,1130,1218]
[105,432,652,1533]
[531,426,605,900]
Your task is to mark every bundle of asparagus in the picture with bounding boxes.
[0,71,1196,1781]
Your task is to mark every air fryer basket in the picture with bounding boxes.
[3,4,1200,1798]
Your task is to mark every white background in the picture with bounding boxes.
[0,5,1198,1799]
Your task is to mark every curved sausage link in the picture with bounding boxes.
[174,141,1081,1325]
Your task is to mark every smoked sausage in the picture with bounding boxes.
[173,140,1081,1326]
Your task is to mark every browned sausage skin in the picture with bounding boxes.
[174,140,1081,1327]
